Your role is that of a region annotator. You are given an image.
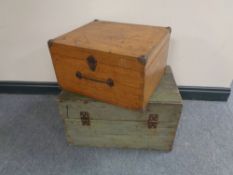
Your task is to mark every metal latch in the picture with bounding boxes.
[86,55,97,71]
[148,114,158,129]
[80,111,90,126]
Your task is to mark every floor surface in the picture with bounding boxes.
[0,87,233,175]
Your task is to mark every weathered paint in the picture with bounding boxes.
[59,66,182,151]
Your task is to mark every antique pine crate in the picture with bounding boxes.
[49,20,171,109]
[58,66,182,151]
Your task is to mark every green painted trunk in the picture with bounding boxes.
[58,66,182,151]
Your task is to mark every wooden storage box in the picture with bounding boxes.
[58,66,182,151]
[49,20,171,109]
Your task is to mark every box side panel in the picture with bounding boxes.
[145,32,171,69]
[148,103,182,150]
[143,35,170,108]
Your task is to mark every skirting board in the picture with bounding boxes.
[0,82,231,101]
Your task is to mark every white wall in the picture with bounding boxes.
[1,0,233,87]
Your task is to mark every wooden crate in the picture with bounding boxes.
[49,20,171,109]
[58,66,182,151]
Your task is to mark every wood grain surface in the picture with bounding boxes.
[53,20,169,58]
[49,20,171,109]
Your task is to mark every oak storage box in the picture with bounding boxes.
[58,66,182,151]
[49,20,171,109]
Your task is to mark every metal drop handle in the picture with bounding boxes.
[75,71,114,87]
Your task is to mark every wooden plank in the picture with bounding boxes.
[53,20,170,58]
[65,133,174,151]
[59,102,182,122]
[64,118,177,136]
[50,43,144,71]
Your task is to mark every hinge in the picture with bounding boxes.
[148,114,158,129]
[80,111,90,126]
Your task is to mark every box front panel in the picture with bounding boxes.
[50,47,144,109]
[60,102,182,151]
[65,122,175,151]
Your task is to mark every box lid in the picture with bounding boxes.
[50,20,171,59]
